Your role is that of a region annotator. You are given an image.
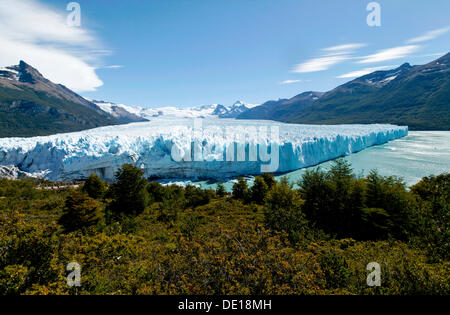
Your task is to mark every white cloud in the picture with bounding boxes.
[322,43,367,52]
[357,45,420,64]
[293,55,350,73]
[293,43,366,73]
[101,65,124,69]
[0,0,104,92]
[337,65,396,79]
[407,27,450,44]
[279,79,303,85]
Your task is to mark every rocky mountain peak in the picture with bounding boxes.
[4,60,45,84]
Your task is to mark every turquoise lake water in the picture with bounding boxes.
[187,131,450,190]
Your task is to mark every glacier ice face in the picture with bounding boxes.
[0,118,408,181]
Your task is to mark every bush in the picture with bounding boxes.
[232,177,249,201]
[411,174,450,260]
[360,208,393,240]
[0,162,448,295]
[82,174,107,199]
[147,182,168,203]
[264,178,307,243]
[216,183,226,198]
[185,185,213,208]
[262,173,276,189]
[58,191,103,233]
[298,161,416,241]
[0,212,61,294]
[365,171,414,240]
[250,176,269,204]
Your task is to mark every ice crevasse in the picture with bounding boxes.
[0,118,408,181]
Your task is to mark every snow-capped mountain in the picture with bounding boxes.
[348,63,413,89]
[0,66,20,81]
[0,61,121,138]
[238,53,449,130]
[91,100,259,120]
[89,100,148,122]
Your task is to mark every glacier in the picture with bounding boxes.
[0,118,408,182]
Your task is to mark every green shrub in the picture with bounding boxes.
[82,174,107,199]
[232,177,249,201]
[262,173,276,189]
[250,176,269,205]
[216,183,227,197]
[264,178,307,243]
[58,191,103,233]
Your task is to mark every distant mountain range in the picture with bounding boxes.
[238,53,450,130]
[0,53,448,137]
[0,61,257,138]
[91,99,257,120]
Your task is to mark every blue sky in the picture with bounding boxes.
[1,0,449,107]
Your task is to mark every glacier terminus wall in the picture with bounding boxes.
[0,118,408,181]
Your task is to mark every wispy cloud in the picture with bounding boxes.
[293,43,365,73]
[279,79,303,85]
[322,43,367,53]
[293,55,350,73]
[0,0,105,92]
[357,45,420,64]
[337,65,396,79]
[407,27,450,44]
[101,65,124,69]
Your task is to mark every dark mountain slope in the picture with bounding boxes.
[284,54,450,130]
[0,61,124,137]
[237,91,324,120]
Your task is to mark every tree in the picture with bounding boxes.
[411,174,450,260]
[328,159,358,237]
[298,160,365,239]
[108,164,149,217]
[185,185,212,208]
[232,177,249,201]
[82,174,107,199]
[216,183,226,198]
[58,191,103,233]
[360,207,393,240]
[298,168,334,232]
[365,171,413,240]
[262,173,276,189]
[147,182,168,203]
[264,178,307,243]
[250,176,269,204]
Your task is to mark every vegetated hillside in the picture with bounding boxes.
[0,162,448,295]
[0,61,126,138]
[242,53,450,130]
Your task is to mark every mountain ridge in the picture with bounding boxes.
[0,61,150,138]
[92,100,256,120]
[0,61,126,137]
[238,53,450,130]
